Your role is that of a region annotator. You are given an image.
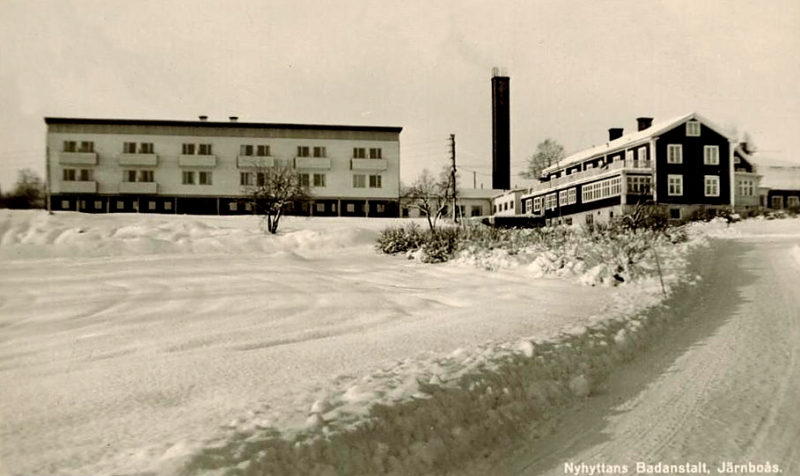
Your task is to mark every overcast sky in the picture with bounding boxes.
[1,0,799,191]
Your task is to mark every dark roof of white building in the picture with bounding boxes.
[44,117,403,133]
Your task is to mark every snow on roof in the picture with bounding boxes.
[757,164,800,190]
[542,112,733,175]
[459,188,506,199]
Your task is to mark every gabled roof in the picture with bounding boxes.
[542,112,733,175]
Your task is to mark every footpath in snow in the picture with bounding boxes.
[2,211,789,476]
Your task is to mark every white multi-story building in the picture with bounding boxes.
[46,117,402,217]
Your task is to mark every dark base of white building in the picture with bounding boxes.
[50,195,400,218]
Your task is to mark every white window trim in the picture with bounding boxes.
[668,174,683,196]
[687,121,701,137]
[704,145,720,165]
[704,175,720,197]
[667,144,683,164]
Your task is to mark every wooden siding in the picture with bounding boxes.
[654,123,731,206]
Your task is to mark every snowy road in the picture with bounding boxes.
[461,232,800,475]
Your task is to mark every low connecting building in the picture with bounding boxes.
[45,117,402,217]
[520,113,738,225]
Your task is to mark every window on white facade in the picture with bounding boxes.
[63,168,76,181]
[240,172,253,186]
[668,175,683,196]
[353,174,366,188]
[79,141,94,153]
[125,170,137,182]
[198,144,213,155]
[182,143,196,155]
[240,145,254,156]
[704,175,720,197]
[313,146,326,158]
[704,146,719,165]
[369,175,382,188]
[140,143,154,154]
[138,170,154,182]
[313,173,326,187]
[353,148,366,159]
[199,171,212,185]
[124,142,137,153]
[297,146,310,157]
[626,150,634,163]
[63,141,77,152]
[686,121,701,137]
[257,145,270,156]
[667,144,683,164]
[182,171,195,185]
[298,173,310,187]
[369,148,382,159]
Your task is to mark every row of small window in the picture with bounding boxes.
[531,176,649,212]
[667,145,719,165]
[65,140,383,159]
[667,175,720,197]
[241,172,383,189]
[119,169,212,185]
[582,177,624,203]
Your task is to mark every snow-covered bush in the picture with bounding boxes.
[375,223,424,254]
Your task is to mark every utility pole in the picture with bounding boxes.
[450,134,458,222]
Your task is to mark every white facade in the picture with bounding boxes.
[46,118,402,216]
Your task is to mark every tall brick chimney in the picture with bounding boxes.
[609,128,624,141]
[491,68,510,190]
[637,117,653,131]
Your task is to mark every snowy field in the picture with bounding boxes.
[0,210,796,475]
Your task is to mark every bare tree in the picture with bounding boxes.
[520,139,566,180]
[401,168,455,231]
[2,169,45,209]
[243,164,310,234]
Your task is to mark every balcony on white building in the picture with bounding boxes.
[530,159,652,193]
[119,154,158,166]
[295,157,331,169]
[119,182,159,194]
[61,181,97,193]
[179,155,217,167]
[237,156,274,168]
[351,158,388,171]
[58,152,98,165]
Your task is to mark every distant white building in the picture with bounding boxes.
[46,116,402,217]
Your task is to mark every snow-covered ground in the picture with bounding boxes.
[0,211,795,475]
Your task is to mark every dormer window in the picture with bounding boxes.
[686,121,701,137]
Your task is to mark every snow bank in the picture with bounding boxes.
[158,244,706,476]
[165,278,695,476]
[0,210,404,260]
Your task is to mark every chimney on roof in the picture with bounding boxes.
[609,128,624,141]
[637,117,653,131]
[198,115,208,121]
[229,116,238,122]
